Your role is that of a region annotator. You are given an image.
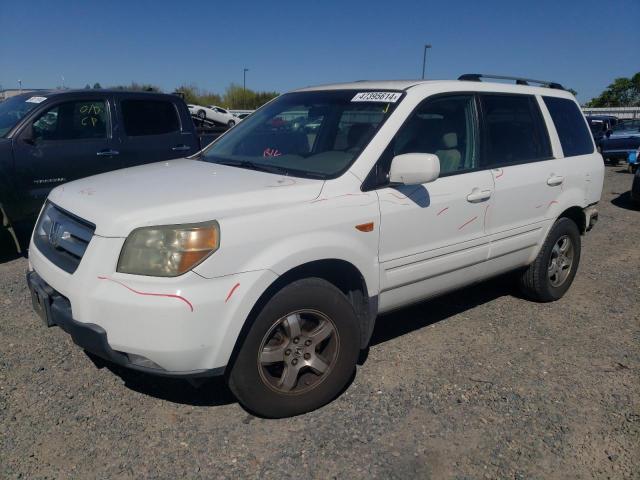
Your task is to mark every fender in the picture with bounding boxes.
[195,228,381,298]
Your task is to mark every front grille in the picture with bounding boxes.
[33,202,96,274]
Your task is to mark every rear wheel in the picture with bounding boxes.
[197,110,206,120]
[228,278,360,418]
[519,217,581,302]
[227,120,236,128]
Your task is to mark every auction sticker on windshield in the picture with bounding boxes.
[25,96,47,104]
[352,92,402,103]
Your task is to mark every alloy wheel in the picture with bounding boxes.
[257,309,339,394]
[548,235,574,287]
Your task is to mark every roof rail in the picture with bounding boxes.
[458,73,564,90]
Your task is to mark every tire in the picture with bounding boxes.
[519,217,581,302]
[197,110,206,120]
[628,164,637,174]
[227,120,236,127]
[228,278,360,418]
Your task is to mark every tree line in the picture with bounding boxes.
[585,72,640,107]
[82,72,640,109]
[83,82,279,109]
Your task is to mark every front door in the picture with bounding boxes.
[12,96,116,223]
[375,94,494,313]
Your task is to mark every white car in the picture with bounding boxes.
[187,104,238,127]
[27,75,603,418]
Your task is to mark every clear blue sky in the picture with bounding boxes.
[1,0,638,103]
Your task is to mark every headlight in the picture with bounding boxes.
[117,221,220,277]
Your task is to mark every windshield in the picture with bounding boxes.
[201,90,403,179]
[0,94,44,137]
[612,119,640,133]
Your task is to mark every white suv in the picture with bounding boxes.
[27,75,604,418]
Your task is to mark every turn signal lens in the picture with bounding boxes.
[117,221,220,277]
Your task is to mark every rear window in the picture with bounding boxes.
[480,94,551,166]
[543,97,594,157]
[121,99,180,136]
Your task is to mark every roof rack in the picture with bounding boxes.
[458,73,564,90]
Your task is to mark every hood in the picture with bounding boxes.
[48,158,323,237]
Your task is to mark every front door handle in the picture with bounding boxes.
[466,188,492,203]
[172,144,192,152]
[547,175,564,186]
[96,149,119,157]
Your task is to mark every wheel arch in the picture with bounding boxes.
[558,205,587,234]
[225,258,377,376]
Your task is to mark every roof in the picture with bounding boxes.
[294,79,574,99]
[9,89,180,99]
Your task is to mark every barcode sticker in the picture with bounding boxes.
[26,96,47,104]
[352,92,402,103]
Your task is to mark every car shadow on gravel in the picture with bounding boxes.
[611,191,639,211]
[368,275,515,348]
[84,275,516,409]
[87,354,236,407]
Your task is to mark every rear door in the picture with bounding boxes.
[114,96,198,168]
[480,93,565,274]
[12,95,117,222]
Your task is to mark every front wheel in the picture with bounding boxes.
[519,217,581,302]
[228,278,360,418]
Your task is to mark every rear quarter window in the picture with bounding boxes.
[480,94,552,166]
[543,97,594,157]
[121,99,180,136]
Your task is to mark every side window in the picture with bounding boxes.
[121,100,180,136]
[544,97,595,157]
[480,94,551,166]
[32,100,107,141]
[393,95,479,175]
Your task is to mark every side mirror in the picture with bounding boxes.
[21,125,36,146]
[389,153,440,185]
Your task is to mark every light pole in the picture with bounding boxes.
[243,68,249,109]
[421,44,432,80]
[18,79,22,93]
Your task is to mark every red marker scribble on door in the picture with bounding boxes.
[458,216,478,230]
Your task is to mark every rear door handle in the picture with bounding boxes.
[547,175,564,186]
[96,149,119,157]
[466,188,492,203]
[172,144,192,152]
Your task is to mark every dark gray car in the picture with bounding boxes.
[0,90,200,252]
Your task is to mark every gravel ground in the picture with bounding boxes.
[1,166,638,479]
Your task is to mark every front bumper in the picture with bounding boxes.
[28,234,278,375]
[27,271,222,378]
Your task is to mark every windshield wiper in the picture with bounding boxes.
[212,159,290,175]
